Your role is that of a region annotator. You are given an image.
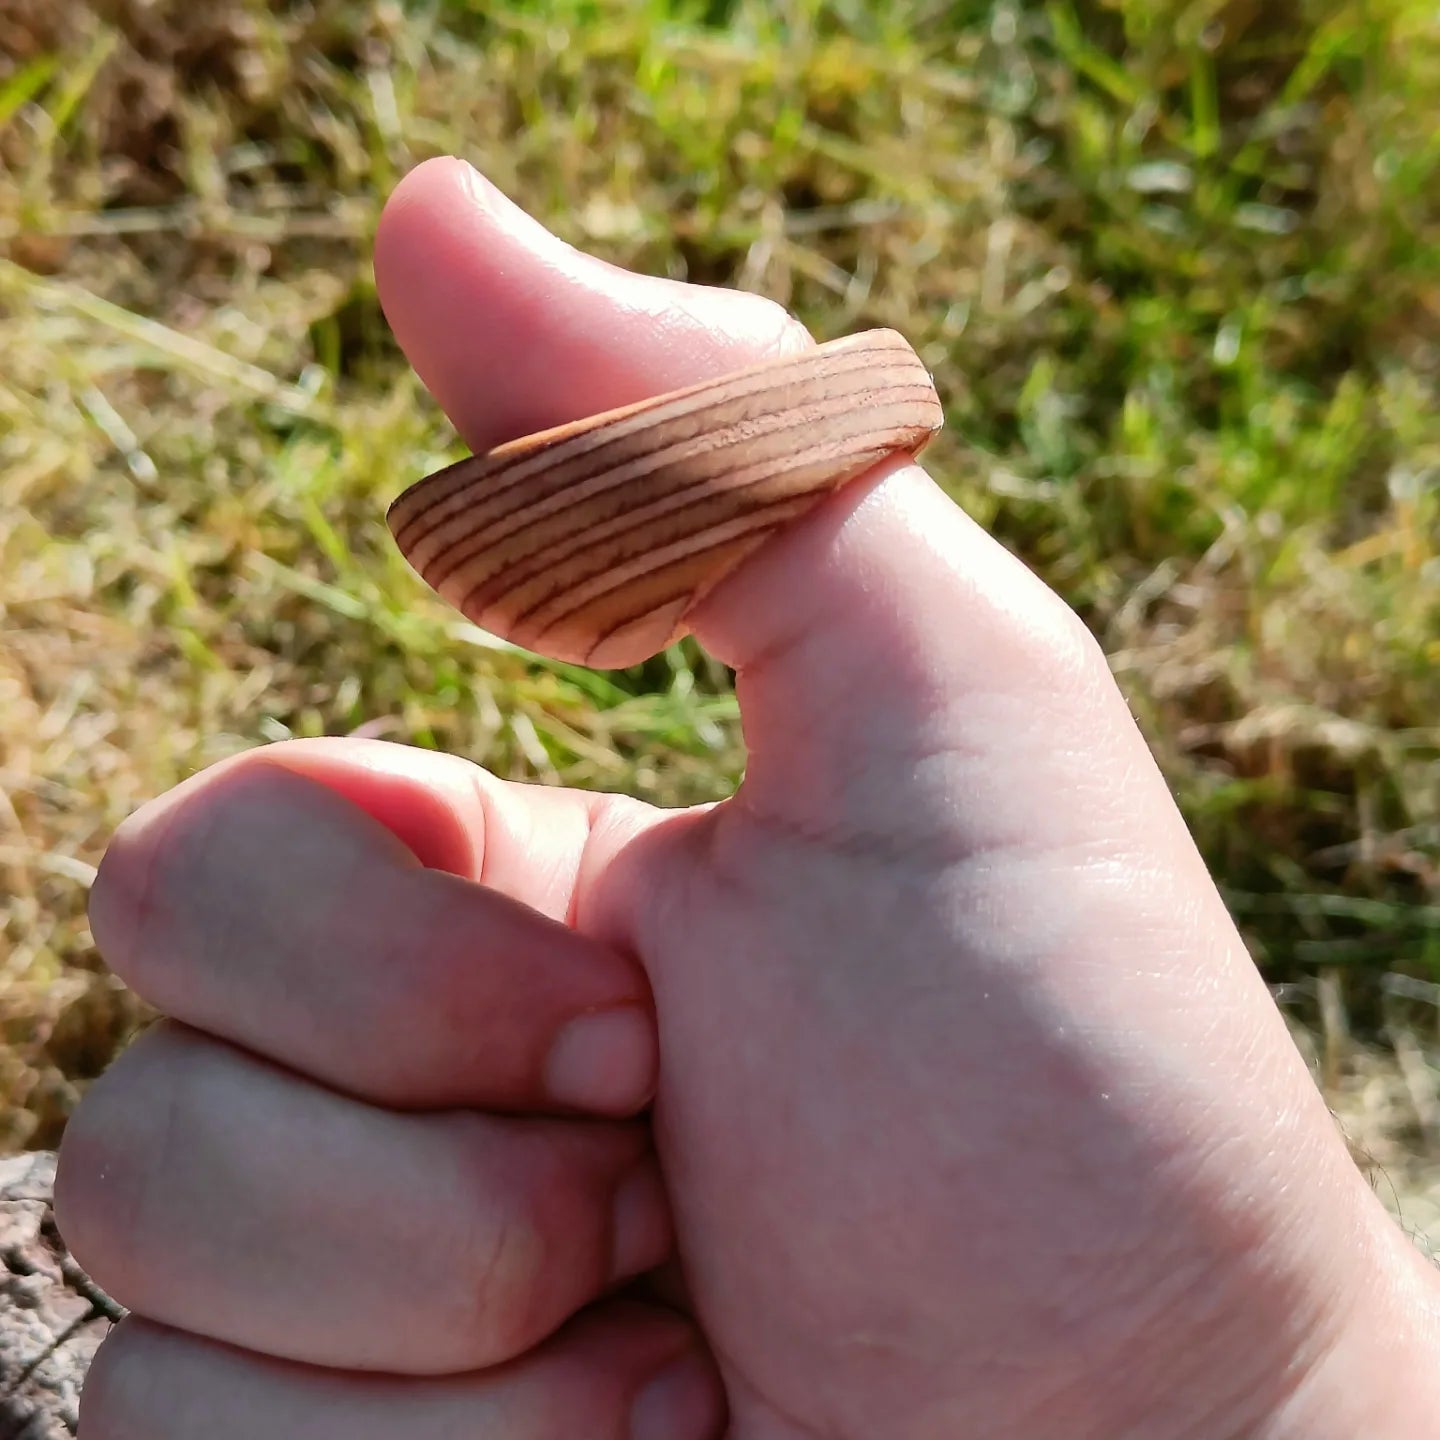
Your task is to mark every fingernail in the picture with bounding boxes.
[458,162,553,243]
[545,1005,655,1113]
[631,1348,721,1440]
[610,1158,671,1282]
[458,158,500,210]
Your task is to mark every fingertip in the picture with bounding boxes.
[376,153,467,229]
[610,1155,673,1283]
[375,156,551,315]
[373,157,814,452]
[630,1345,728,1440]
[546,1003,658,1116]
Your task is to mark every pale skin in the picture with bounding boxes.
[56,158,1440,1439]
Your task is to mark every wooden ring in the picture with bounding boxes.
[387,328,943,668]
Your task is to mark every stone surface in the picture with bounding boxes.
[0,1152,117,1440]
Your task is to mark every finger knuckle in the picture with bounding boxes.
[436,1126,581,1364]
[54,1028,189,1308]
[77,1320,156,1440]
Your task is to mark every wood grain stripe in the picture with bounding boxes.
[390,331,922,550]
[428,385,938,596]
[392,340,924,563]
[387,328,943,667]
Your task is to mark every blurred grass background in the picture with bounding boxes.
[1,0,1437,1236]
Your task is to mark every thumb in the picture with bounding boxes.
[376,159,1130,840]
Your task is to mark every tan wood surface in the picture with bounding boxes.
[388,329,943,667]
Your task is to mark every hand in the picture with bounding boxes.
[57,159,1440,1440]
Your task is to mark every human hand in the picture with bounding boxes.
[58,159,1440,1439]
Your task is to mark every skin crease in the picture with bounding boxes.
[55,158,1440,1440]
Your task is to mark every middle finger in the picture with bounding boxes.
[55,1024,672,1375]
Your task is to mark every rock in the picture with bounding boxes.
[0,1153,118,1440]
